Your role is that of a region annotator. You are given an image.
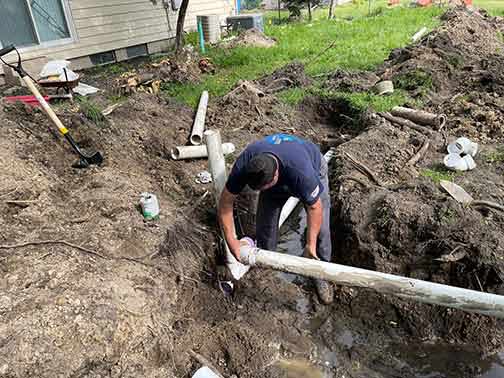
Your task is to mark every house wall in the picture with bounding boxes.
[1,0,234,79]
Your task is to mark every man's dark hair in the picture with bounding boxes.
[246,154,277,190]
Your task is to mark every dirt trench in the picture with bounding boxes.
[1,6,504,378]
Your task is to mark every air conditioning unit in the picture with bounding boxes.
[226,14,264,33]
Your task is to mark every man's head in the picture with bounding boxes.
[246,154,279,191]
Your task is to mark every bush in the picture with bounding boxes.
[243,0,261,10]
[285,0,321,20]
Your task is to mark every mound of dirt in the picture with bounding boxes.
[324,69,380,92]
[0,93,214,377]
[378,8,504,140]
[79,47,209,97]
[256,61,313,92]
[222,28,277,48]
[329,111,504,353]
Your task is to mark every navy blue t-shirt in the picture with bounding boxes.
[226,134,323,205]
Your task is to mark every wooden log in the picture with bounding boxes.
[240,248,504,319]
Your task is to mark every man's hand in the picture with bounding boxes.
[303,244,320,260]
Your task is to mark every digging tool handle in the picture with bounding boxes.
[21,75,70,136]
[0,44,15,57]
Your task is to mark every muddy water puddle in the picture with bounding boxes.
[276,206,504,378]
[389,344,504,378]
[275,359,327,378]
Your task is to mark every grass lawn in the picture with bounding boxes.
[474,0,504,16]
[162,0,503,108]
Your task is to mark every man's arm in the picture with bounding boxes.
[218,187,242,260]
[304,198,323,259]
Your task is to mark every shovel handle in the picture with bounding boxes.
[22,76,69,136]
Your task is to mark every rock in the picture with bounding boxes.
[3,86,23,96]
[0,296,12,313]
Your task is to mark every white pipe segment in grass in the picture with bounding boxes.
[190,91,209,145]
[412,27,428,43]
[240,247,504,319]
[205,130,249,280]
[278,148,336,228]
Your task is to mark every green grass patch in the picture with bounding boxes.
[421,167,459,183]
[393,69,433,91]
[333,90,411,113]
[474,0,504,16]
[107,94,127,104]
[277,87,309,105]
[498,31,504,43]
[78,98,106,126]
[484,146,504,164]
[163,4,443,106]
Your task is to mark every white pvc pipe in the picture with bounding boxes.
[278,148,336,228]
[205,130,249,280]
[241,247,504,319]
[412,26,428,43]
[171,143,235,160]
[190,91,209,145]
[391,106,447,130]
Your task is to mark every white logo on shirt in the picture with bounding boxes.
[311,185,320,199]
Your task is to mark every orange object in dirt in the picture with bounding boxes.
[464,0,472,5]
[416,0,432,6]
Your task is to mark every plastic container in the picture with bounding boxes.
[139,193,160,220]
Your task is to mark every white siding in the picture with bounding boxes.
[5,0,234,65]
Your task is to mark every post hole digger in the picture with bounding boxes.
[0,45,103,168]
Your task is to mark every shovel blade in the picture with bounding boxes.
[86,151,104,166]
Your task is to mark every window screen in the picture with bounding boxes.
[0,0,70,48]
[0,1,38,47]
[30,0,70,42]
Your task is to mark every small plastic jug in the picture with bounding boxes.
[139,193,160,220]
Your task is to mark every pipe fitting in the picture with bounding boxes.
[447,137,478,157]
[239,246,258,266]
[444,153,476,171]
[374,81,394,96]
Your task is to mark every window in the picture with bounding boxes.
[90,51,116,66]
[126,44,148,59]
[0,0,73,48]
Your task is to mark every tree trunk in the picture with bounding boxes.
[175,0,190,52]
[307,0,312,21]
[328,0,335,19]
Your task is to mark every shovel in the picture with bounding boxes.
[440,180,504,212]
[0,45,103,168]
